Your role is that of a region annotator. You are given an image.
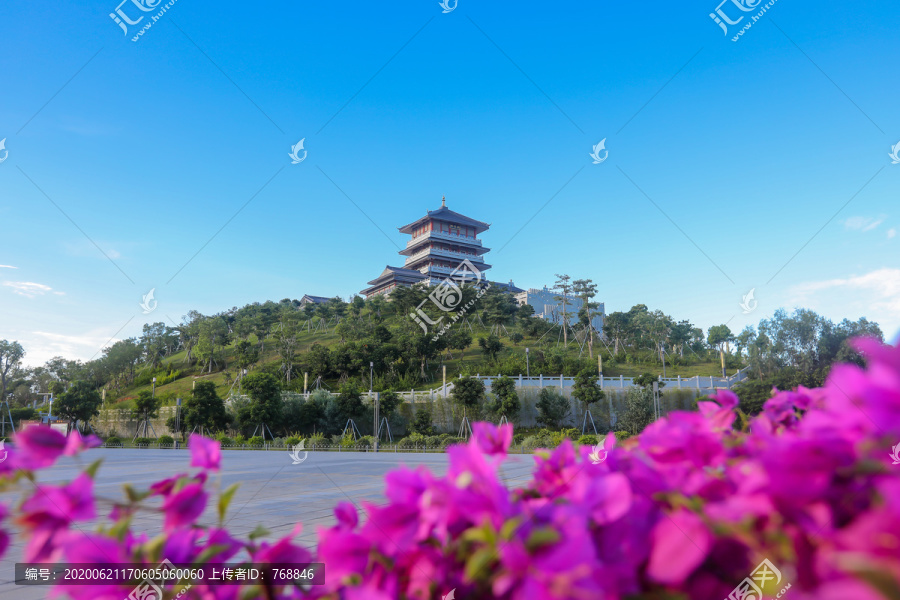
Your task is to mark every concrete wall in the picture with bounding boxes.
[93,406,177,438]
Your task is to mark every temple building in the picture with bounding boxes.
[361,197,521,297]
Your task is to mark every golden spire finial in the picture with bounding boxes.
[441,195,446,208]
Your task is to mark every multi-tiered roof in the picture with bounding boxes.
[361,197,495,297]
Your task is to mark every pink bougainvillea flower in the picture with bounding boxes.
[333,501,359,530]
[162,482,208,531]
[63,430,102,456]
[697,389,739,431]
[0,504,8,560]
[149,471,207,497]
[472,422,513,456]
[20,472,96,527]
[646,508,711,585]
[14,426,68,469]
[189,434,222,471]
[253,524,312,565]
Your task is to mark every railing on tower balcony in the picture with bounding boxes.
[406,230,483,250]
[404,246,485,266]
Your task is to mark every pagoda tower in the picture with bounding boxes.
[361,197,493,297]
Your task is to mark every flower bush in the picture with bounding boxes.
[0,337,898,599]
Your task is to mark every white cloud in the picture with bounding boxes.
[3,281,54,298]
[789,268,900,337]
[888,228,897,239]
[0,265,17,269]
[844,215,886,232]
[26,330,121,366]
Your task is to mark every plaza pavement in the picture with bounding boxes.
[0,447,537,599]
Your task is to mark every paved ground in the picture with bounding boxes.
[0,447,536,599]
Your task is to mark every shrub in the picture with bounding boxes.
[307,432,329,448]
[157,435,174,447]
[424,435,442,448]
[217,437,234,446]
[577,434,599,446]
[397,432,426,449]
[512,433,526,446]
[440,436,463,450]
[247,436,264,446]
[614,431,630,442]
[354,436,374,449]
[105,436,122,446]
[134,437,153,446]
[285,436,302,447]
[233,434,246,444]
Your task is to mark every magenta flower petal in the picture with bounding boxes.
[472,422,513,456]
[189,434,221,471]
[63,431,102,456]
[14,426,67,469]
[334,501,359,530]
[646,509,711,585]
[162,482,208,531]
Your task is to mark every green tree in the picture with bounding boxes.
[451,376,485,411]
[510,332,524,346]
[535,387,570,429]
[572,278,599,359]
[572,368,606,430]
[336,382,366,425]
[707,324,735,376]
[632,372,665,390]
[411,406,435,435]
[378,390,402,418]
[183,381,229,433]
[55,380,103,432]
[132,390,162,421]
[490,376,520,421]
[242,372,283,436]
[478,334,504,362]
[620,387,654,436]
[0,340,25,404]
[552,273,573,347]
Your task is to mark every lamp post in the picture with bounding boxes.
[152,377,157,398]
[525,348,530,378]
[370,362,374,393]
[175,397,182,446]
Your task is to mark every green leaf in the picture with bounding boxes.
[84,459,103,479]
[122,483,150,503]
[218,483,240,523]
[525,527,560,551]
[248,524,270,541]
[464,548,496,582]
[191,543,232,567]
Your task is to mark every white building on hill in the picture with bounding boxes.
[514,286,605,332]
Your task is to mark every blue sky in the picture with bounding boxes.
[1,0,898,366]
